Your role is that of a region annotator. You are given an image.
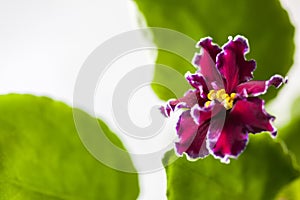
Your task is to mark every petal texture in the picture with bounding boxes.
[231,98,277,136]
[186,73,208,97]
[209,98,276,162]
[236,75,286,97]
[175,110,209,159]
[194,38,223,89]
[209,116,249,163]
[162,90,201,117]
[197,37,221,63]
[217,36,256,93]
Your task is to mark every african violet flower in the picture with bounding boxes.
[161,36,286,163]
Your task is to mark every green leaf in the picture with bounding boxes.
[278,96,300,165]
[0,94,139,200]
[164,134,299,200]
[275,178,300,200]
[134,0,294,101]
[274,97,300,200]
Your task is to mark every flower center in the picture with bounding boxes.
[205,89,236,110]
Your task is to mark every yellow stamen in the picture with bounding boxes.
[230,93,236,99]
[207,90,216,100]
[222,93,228,100]
[216,89,226,101]
[205,101,211,107]
[223,92,236,110]
[204,89,236,110]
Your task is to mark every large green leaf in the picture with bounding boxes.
[0,94,139,200]
[134,0,294,101]
[164,134,299,200]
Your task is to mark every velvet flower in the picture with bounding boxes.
[161,36,286,163]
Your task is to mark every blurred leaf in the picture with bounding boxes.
[0,94,139,200]
[289,96,300,123]
[164,134,299,200]
[274,97,300,200]
[134,0,294,101]
[275,178,300,200]
[278,96,300,165]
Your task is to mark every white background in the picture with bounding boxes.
[0,0,299,199]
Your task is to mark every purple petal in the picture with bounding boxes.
[205,103,248,163]
[191,103,225,125]
[208,97,277,163]
[177,104,225,159]
[236,75,286,97]
[216,36,256,93]
[185,72,208,98]
[193,38,223,89]
[160,105,169,117]
[162,90,202,117]
[197,37,221,63]
[209,116,249,163]
[230,98,277,136]
[175,110,209,159]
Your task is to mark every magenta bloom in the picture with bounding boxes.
[162,36,286,163]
